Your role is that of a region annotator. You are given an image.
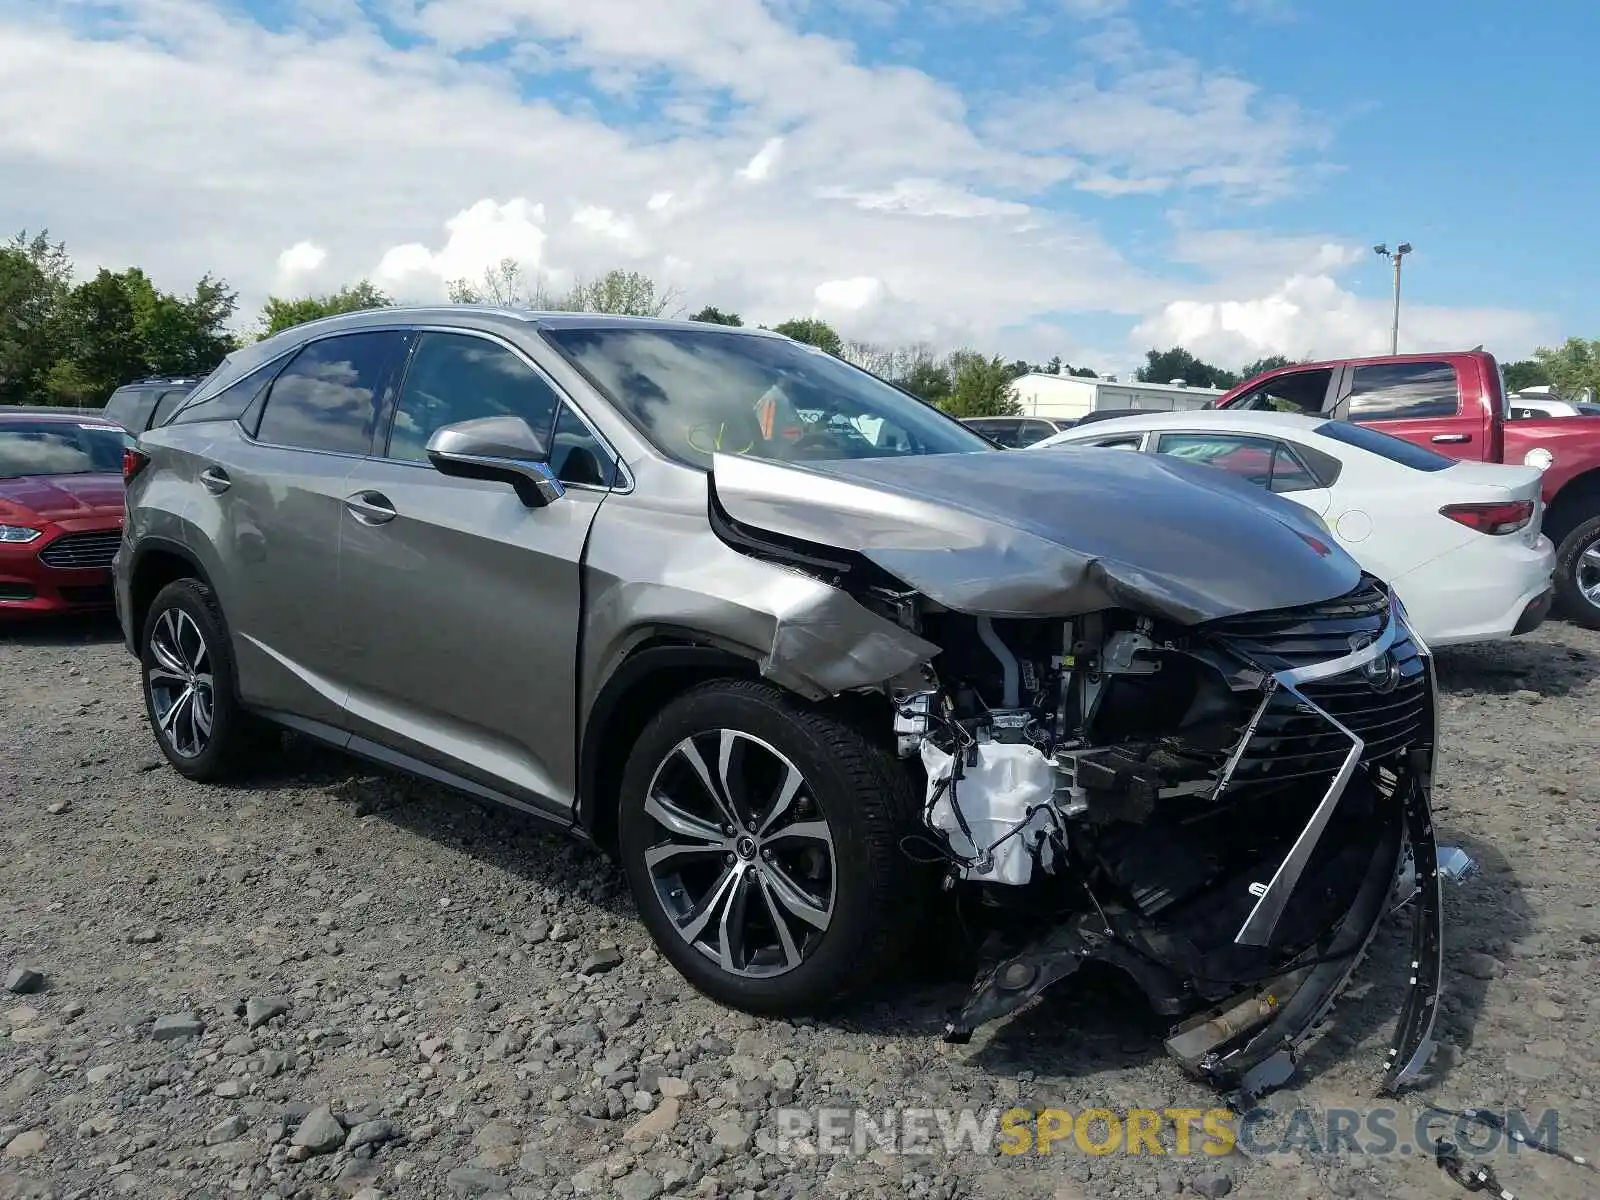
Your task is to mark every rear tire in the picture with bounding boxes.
[139,578,276,780]
[617,679,923,1015]
[1553,515,1600,630]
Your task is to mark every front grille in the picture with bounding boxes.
[1208,576,1431,787]
[1206,576,1390,672]
[38,530,122,570]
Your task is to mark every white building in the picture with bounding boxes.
[1011,373,1226,421]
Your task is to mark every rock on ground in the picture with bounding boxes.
[0,616,1597,1200]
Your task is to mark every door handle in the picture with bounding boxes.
[344,491,397,525]
[199,466,231,494]
[1430,433,1470,444]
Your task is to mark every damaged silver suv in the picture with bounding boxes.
[115,308,1447,1102]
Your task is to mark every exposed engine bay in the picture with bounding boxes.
[868,576,1459,1105]
[701,452,1468,1105]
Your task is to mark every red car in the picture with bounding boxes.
[0,411,133,616]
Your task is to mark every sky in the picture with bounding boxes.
[2,0,1596,377]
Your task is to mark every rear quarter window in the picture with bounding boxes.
[1313,420,1456,472]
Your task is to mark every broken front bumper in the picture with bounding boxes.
[942,592,1455,1106]
[943,761,1447,1106]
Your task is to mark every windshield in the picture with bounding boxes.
[540,326,992,468]
[0,420,134,479]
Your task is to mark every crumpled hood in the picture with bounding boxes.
[0,473,126,523]
[710,447,1362,624]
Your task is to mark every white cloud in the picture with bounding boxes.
[1134,270,1556,365]
[815,276,891,313]
[816,179,1031,218]
[275,240,327,282]
[737,137,785,182]
[374,199,549,298]
[571,206,637,242]
[0,0,1545,369]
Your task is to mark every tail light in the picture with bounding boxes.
[1439,500,1534,535]
[122,447,151,485]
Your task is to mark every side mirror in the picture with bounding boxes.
[425,415,563,508]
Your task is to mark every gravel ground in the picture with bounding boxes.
[2,616,1597,1200]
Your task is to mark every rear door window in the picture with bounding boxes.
[1154,432,1328,493]
[148,389,190,429]
[1087,433,1146,450]
[256,332,407,454]
[976,420,1023,447]
[1155,432,1277,485]
[1346,361,1460,422]
[1018,420,1058,445]
[104,387,155,433]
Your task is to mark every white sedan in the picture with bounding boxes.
[1031,409,1556,647]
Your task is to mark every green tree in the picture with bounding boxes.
[1044,355,1062,375]
[942,352,1022,418]
[689,305,742,326]
[1136,346,1237,389]
[0,229,73,405]
[1531,338,1600,400]
[1502,358,1552,393]
[771,317,843,356]
[1239,354,1293,381]
[56,269,145,401]
[898,356,953,406]
[447,259,548,308]
[568,269,680,317]
[1068,364,1098,378]
[259,280,394,337]
[132,271,239,376]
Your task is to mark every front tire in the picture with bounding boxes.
[617,679,922,1015]
[139,578,275,780]
[1553,515,1600,630]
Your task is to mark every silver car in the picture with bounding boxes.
[115,307,1449,1102]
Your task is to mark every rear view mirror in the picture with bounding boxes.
[426,415,563,508]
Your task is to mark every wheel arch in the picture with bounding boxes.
[575,634,904,855]
[1543,467,1600,544]
[128,538,217,647]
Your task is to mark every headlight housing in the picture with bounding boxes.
[0,525,42,544]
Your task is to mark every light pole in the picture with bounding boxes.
[1373,242,1412,355]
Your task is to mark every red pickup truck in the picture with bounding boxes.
[1214,350,1600,628]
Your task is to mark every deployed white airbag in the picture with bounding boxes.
[920,739,1061,886]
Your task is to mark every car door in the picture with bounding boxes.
[206,330,411,727]
[335,328,615,820]
[1333,359,1485,461]
[1151,431,1334,518]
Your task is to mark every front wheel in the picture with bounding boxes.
[1553,515,1600,630]
[617,679,922,1015]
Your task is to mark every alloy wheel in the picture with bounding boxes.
[1579,537,1600,608]
[146,608,215,759]
[642,729,836,978]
